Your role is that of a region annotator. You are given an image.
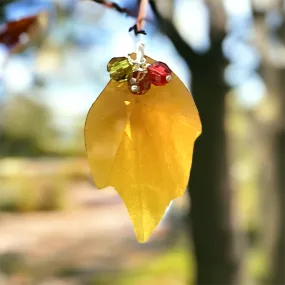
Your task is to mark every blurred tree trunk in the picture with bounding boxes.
[189,6,242,283]
[150,1,243,284]
[189,43,241,285]
[261,62,285,285]
[271,70,285,284]
[253,3,285,283]
[261,58,285,285]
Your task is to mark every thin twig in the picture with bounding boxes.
[89,0,149,35]
[128,0,149,35]
[136,0,148,32]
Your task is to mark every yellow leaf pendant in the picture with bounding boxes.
[84,47,202,243]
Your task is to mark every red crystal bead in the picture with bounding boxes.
[128,71,151,95]
[147,61,172,86]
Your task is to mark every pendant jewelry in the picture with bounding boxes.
[84,42,202,243]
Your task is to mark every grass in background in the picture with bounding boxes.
[0,175,68,212]
[0,157,90,212]
[88,244,195,285]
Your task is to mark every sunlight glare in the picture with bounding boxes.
[224,0,251,16]
[3,58,33,93]
[174,0,209,51]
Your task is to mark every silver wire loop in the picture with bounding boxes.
[128,41,146,66]
[136,41,145,64]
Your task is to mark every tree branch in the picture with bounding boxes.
[90,0,129,14]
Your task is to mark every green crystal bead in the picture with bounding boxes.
[107,57,133,82]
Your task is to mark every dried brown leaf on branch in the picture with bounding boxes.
[0,12,48,54]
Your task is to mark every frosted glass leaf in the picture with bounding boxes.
[85,56,201,243]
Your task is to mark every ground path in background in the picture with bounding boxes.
[0,182,171,282]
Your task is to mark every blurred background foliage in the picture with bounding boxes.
[0,0,284,285]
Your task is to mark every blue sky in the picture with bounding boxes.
[0,0,266,129]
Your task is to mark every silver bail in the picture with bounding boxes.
[136,41,145,64]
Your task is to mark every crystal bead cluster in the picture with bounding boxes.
[107,56,172,95]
